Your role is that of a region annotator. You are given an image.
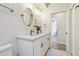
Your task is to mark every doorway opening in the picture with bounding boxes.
[50,12,66,51]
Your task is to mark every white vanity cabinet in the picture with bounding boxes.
[17,32,50,56]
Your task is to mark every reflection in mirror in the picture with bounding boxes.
[21,8,33,26]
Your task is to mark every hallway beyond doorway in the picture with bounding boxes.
[50,36,66,51]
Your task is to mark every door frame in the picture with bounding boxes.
[50,4,77,56]
[51,10,70,52]
[71,4,79,56]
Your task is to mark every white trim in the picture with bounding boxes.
[51,10,67,15]
[56,42,66,45]
[71,4,79,56]
[72,4,76,56]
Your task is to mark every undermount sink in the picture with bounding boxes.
[24,32,40,36]
[17,32,41,40]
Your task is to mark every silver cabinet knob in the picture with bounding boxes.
[41,43,43,48]
[47,38,49,40]
[66,32,68,34]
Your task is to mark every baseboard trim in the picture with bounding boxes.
[56,42,66,45]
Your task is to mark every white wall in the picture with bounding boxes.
[34,4,51,33]
[0,3,51,56]
[0,3,28,56]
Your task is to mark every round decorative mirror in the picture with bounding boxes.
[21,8,33,26]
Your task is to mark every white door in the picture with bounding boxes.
[56,11,71,54]
[56,12,66,45]
[65,10,71,54]
[55,11,70,53]
[51,11,70,54]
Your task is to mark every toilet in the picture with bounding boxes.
[0,43,13,56]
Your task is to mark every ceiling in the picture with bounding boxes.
[22,3,72,14]
[47,3,72,13]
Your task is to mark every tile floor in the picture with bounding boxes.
[46,36,70,56]
[46,49,70,56]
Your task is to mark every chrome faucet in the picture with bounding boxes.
[30,30,34,35]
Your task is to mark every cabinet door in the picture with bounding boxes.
[34,37,46,56]
[18,39,33,56]
[34,34,50,56]
[40,36,46,56]
[34,38,42,56]
[45,34,50,49]
[41,34,50,56]
[43,34,50,55]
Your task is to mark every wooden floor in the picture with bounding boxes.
[51,43,66,51]
[56,43,66,51]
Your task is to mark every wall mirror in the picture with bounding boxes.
[21,8,33,26]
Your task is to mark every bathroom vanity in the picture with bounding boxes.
[17,32,50,56]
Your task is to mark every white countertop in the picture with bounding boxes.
[17,32,50,41]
